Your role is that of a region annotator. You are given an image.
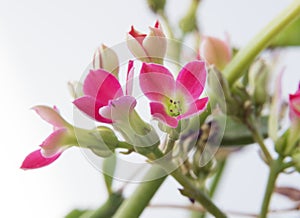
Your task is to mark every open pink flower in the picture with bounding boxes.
[21,106,76,170]
[73,61,135,123]
[140,61,209,128]
[289,82,300,121]
[127,21,166,63]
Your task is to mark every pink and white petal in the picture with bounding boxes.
[150,102,178,128]
[127,35,150,62]
[176,61,207,99]
[73,96,112,123]
[178,97,209,120]
[100,96,137,123]
[128,26,147,45]
[32,105,68,128]
[140,63,175,101]
[20,149,61,170]
[290,91,300,118]
[83,69,123,103]
[40,128,69,157]
[126,60,134,96]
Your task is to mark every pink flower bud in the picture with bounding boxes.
[92,44,119,77]
[127,21,166,64]
[199,36,232,70]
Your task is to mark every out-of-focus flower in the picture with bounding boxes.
[289,82,300,121]
[140,61,208,128]
[20,106,77,169]
[127,21,166,64]
[73,61,135,123]
[92,44,119,77]
[199,36,232,70]
[285,82,300,154]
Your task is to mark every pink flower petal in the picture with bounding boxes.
[32,105,68,128]
[73,96,112,123]
[126,60,134,96]
[140,63,175,101]
[20,149,61,170]
[289,85,300,118]
[83,69,123,104]
[176,61,207,100]
[178,97,209,120]
[128,26,147,45]
[40,128,69,157]
[100,96,137,123]
[150,102,178,128]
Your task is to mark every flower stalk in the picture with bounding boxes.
[224,0,300,86]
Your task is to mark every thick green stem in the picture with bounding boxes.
[259,157,283,218]
[224,0,300,86]
[171,169,227,218]
[150,149,227,218]
[112,166,166,218]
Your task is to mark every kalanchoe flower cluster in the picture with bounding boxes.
[21,21,209,172]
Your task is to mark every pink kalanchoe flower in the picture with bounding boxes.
[127,21,166,63]
[73,61,135,123]
[21,106,76,170]
[289,82,300,121]
[199,36,232,70]
[140,61,209,128]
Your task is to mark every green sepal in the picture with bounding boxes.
[216,115,268,146]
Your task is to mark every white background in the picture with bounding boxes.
[1,0,300,217]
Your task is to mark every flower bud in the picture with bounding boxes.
[248,59,270,105]
[92,44,119,77]
[147,0,166,13]
[199,36,232,70]
[127,21,166,64]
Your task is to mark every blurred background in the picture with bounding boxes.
[1,0,300,217]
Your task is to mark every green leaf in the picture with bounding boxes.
[65,209,91,218]
[102,154,117,195]
[216,115,268,146]
[270,16,300,47]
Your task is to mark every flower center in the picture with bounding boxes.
[167,99,182,117]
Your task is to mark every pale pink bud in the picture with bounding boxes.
[199,36,232,70]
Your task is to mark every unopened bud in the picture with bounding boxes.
[93,44,119,77]
[200,36,232,70]
[248,59,270,105]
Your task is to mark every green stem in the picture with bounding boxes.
[251,127,273,164]
[112,166,166,218]
[209,159,227,198]
[194,159,227,218]
[171,169,227,218]
[151,149,227,218]
[224,0,300,86]
[259,157,283,218]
